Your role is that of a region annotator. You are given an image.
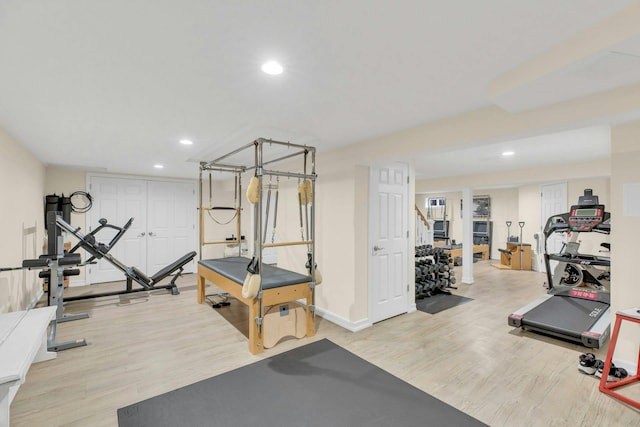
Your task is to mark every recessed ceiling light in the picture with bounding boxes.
[154,164,164,169]
[261,61,283,75]
[180,139,193,145]
[502,151,515,157]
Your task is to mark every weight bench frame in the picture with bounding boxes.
[55,216,196,300]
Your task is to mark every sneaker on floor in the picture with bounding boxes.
[595,361,623,382]
[593,360,606,378]
[578,353,598,375]
[610,367,628,382]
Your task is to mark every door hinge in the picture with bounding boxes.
[407,284,410,292]
[407,176,409,184]
[407,230,409,238]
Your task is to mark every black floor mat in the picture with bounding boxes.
[118,339,487,427]
[416,293,474,314]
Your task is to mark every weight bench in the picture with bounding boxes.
[0,307,57,427]
[55,216,196,300]
[124,251,198,297]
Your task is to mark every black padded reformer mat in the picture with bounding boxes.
[118,339,488,427]
[416,293,474,315]
[199,257,311,289]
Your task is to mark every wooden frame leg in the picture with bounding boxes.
[197,274,205,304]
[306,288,316,338]
[249,299,263,354]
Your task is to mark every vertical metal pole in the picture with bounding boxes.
[198,167,204,260]
[256,141,264,333]
[519,221,525,270]
[310,150,316,315]
[237,172,242,257]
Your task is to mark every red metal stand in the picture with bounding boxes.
[599,308,640,409]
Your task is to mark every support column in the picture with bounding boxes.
[461,187,474,284]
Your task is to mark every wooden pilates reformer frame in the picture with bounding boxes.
[197,137,318,354]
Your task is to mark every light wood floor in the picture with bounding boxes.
[12,262,640,426]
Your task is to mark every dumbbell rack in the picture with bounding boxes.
[415,245,456,298]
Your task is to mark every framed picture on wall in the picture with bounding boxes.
[460,196,491,218]
[472,196,490,218]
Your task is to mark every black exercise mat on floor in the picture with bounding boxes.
[416,293,474,314]
[118,339,487,427]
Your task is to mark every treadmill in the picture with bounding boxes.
[508,189,611,348]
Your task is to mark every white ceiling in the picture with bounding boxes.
[413,126,611,181]
[0,1,634,179]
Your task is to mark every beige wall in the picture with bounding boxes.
[415,179,611,262]
[0,128,45,313]
[610,121,640,361]
[316,83,637,333]
[44,166,87,230]
[43,166,89,284]
[2,80,638,357]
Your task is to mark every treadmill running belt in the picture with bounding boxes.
[522,296,608,339]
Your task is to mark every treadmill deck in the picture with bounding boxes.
[522,296,608,339]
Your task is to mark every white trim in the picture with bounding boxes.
[86,172,197,185]
[314,306,373,332]
[68,280,86,288]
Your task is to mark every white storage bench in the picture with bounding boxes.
[0,306,57,427]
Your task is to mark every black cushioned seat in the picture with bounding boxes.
[151,251,197,282]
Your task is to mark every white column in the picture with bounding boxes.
[461,187,474,284]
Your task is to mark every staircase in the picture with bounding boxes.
[415,205,434,246]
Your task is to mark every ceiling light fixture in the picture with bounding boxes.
[261,61,284,75]
[180,139,193,145]
[502,151,515,157]
[154,164,164,169]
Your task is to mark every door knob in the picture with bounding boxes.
[137,232,146,237]
[373,245,384,252]
[148,231,156,237]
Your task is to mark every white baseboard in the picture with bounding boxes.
[314,306,373,332]
[315,304,417,331]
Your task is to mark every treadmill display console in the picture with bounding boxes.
[567,205,604,232]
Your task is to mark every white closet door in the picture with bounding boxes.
[88,177,147,284]
[87,176,196,284]
[147,181,196,275]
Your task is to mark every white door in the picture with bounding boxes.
[88,176,147,283]
[147,181,196,274]
[540,182,568,272]
[369,163,409,323]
